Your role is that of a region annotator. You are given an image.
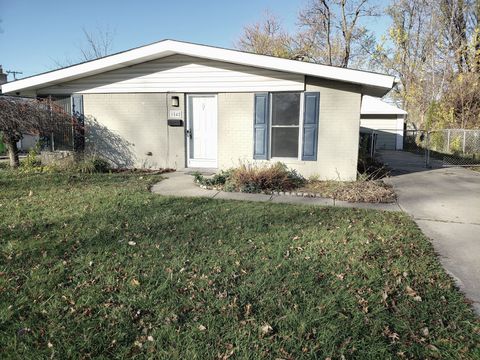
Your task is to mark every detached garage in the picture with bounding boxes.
[360,96,407,150]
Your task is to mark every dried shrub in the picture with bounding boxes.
[194,162,306,193]
[357,153,391,180]
[0,96,73,167]
[227,162,305,193]
[304,180,396,203]
[333,181,396,203]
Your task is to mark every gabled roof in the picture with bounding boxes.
[361,95,407,115]
[1,39,396,95]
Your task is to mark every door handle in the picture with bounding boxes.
[186,129,192,139]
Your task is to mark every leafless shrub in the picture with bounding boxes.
[0,96,73,167]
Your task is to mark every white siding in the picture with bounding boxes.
[37,55,304,95]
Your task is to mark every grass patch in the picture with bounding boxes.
[0,171,479,358]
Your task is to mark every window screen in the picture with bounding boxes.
[272,93,300,125]
[271,93,301,158]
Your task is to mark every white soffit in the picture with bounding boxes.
[361,95,407,115]
[2,40,395,94]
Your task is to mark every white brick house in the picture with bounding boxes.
[1,40,397,180]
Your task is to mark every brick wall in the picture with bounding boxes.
[83,84,361,180]
[217,93,254,168]
[83,93,185,169]
[217,82,361,181]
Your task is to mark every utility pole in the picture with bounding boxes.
[6,70,23,80]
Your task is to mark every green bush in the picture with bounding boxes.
[193,170,231,187]
[18,151,111,174]
[75,157,111,174]
[450,136,462,154]
[19,143,42,173]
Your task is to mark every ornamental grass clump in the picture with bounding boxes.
[194,162,305,193]
[227,162,305,193]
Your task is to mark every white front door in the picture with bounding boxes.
[187,95,218,168]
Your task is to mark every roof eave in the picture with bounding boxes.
[1,39,395,94]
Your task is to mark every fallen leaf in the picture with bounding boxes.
[260,323,273,335]
[128,241,136,246]
[28,190,33,197]
[198,325,206,331]
[421,327,429,337]
[131,279,140,286]
[405,285,415,295]
[245,303,252,317]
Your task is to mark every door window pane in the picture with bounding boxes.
[272,93,300,125]
[271,127,299,157]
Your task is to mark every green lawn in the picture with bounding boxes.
[0,171,479,359]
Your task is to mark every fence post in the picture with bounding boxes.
[370,130,375,157]
[463,130,466,154]
[447,129,450,153]
[425,131,430,168]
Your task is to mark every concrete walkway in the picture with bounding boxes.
[151,171,401,211]
[377,150,443,175]
[379,150,480,314]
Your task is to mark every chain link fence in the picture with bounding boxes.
[404,129,480,167]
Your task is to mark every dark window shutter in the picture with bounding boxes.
[71,94,85,152]
[253,93,269,160]
[302,92,320,161]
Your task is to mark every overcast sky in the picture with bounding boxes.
[0,0,390,80]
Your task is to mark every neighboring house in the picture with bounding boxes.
[1,40,396,180]
[17,133,39,152]
[360,96,407,151]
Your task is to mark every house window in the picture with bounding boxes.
[270,92,301,158]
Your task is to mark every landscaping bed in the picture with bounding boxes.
[194,162,396,203]
[0,171,478,358]
[300,179,396,203]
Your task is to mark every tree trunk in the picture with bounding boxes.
[3,135,20,168]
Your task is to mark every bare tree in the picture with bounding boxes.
[297,0,378,68]
[79,26,115,61]
[372,0,442,126]
[297,0,335,65]
[440,0,471,72]
[0,96,72,167]
[439,0,480,73]
[235,12,295,58]
[52,25,115,68]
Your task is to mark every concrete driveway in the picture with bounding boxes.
[379,150,480,313]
